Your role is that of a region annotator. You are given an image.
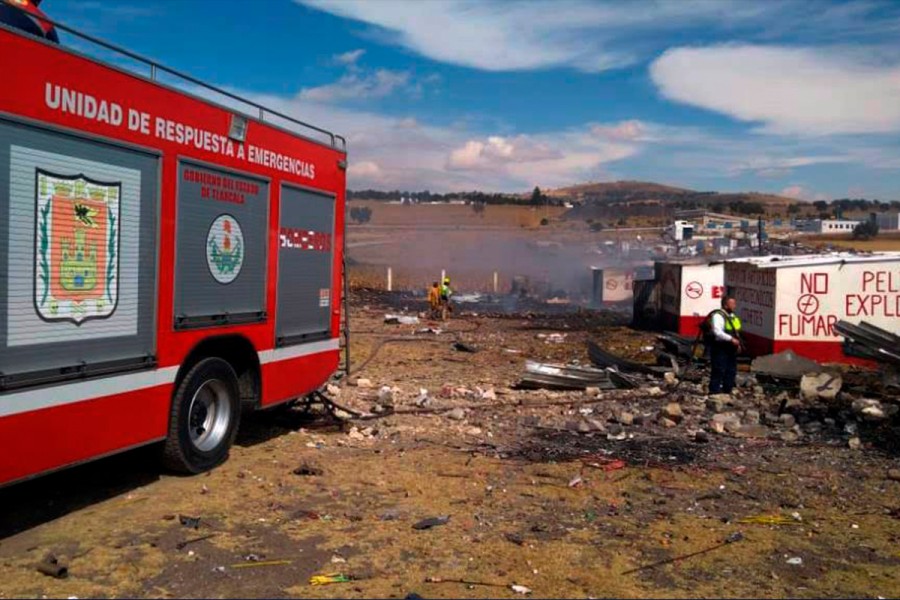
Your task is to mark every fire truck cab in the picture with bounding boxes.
[0,2,347,486]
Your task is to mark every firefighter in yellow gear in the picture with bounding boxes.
[439,277,453,321]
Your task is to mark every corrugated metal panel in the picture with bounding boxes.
[173,162,268,328]
[275,185,335,345]
[0,118,158,383]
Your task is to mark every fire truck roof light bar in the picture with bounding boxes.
[0,0,347,152]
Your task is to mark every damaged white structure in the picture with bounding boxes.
[657,260,726,337]
[725,253,900,363]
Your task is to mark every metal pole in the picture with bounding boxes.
[387,267,393,292]
[493,271,499,294]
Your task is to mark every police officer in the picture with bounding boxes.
[707,296,742,394]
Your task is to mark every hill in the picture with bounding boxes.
[549,180,795,220]
[550,180,793,205]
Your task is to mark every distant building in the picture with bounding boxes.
[876,213,900,231]
[799,219,861,234]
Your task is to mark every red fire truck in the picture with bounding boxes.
[0,1,348,486]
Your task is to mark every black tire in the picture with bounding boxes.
[162,357,241,474]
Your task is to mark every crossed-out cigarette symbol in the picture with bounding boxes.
[796,294,820,315]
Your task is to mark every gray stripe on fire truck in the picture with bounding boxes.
[258,338,340,364]
[0,366,180,419]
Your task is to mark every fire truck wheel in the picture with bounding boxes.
[163,357,242,474]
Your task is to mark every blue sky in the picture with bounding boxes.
[47,0,900,198]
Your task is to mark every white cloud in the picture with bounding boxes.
[297,0,786,73]
[348,160,384,181]
[300,69,413,102]
[591,120,650,142]
[730,154,850,175]
[446,136,561,170]
[781,185,827,201]
[651,45,900,135]
[334,49,366,66]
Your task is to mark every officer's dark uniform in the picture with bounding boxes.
[708,309,742,394]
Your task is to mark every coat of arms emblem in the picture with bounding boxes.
[34,170,121,324]
[206,214,244,284]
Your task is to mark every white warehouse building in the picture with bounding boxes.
[800,219,862,234]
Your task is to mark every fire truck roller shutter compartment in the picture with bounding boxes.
[0,118,158,386]
[275,185,335,346]
[173,161,268,329]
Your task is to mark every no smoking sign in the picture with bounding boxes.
[685,281,703,299]
[796,294,820,315]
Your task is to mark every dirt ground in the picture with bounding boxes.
[1,295,900,599]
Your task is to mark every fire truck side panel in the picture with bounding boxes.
[275,185,336,346]
[173,161,269,330]
[0,117,159,384]
[0,27,346,485]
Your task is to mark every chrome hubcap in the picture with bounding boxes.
[187,379,231,452]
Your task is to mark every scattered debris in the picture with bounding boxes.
[452,341,478,353]
[445,408,467,421]
[661,402,684,423]
[517,361,621,391]
[738,514,801,526]
[178,515,201,529]
[413,516,450,530]
[354,378,373,389]
[310,573,352,585]
[836,320,900,366]
[36,554,68,579]
[588,340,668,376]
[622,532,744,575]
[853,398,898,422]
[414,388,432,407]
[292,463,324,477]
[786,557,803,566]
[231,560,292,569]
[799,372,842,401]
[176,533,218,550]
[385,314,419,325]
[511,584,532,595]
[751,350,822,381]
[424,576,507,589]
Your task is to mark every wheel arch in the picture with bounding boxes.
[174,335,262,412]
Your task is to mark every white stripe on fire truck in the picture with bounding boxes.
[258,338,340,364]
[0,339,341,418]
[0,366,181,419]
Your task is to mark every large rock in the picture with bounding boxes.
[710,412,741,434]
[800,372,842,401]
[734,424,770,438]
[661,403,684,423]
[446,408,467,421]
[752,349,822,380]
[378,386,394,405]
[780,413,797,428]
[852,398,899,422]
[706,395,730,413]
